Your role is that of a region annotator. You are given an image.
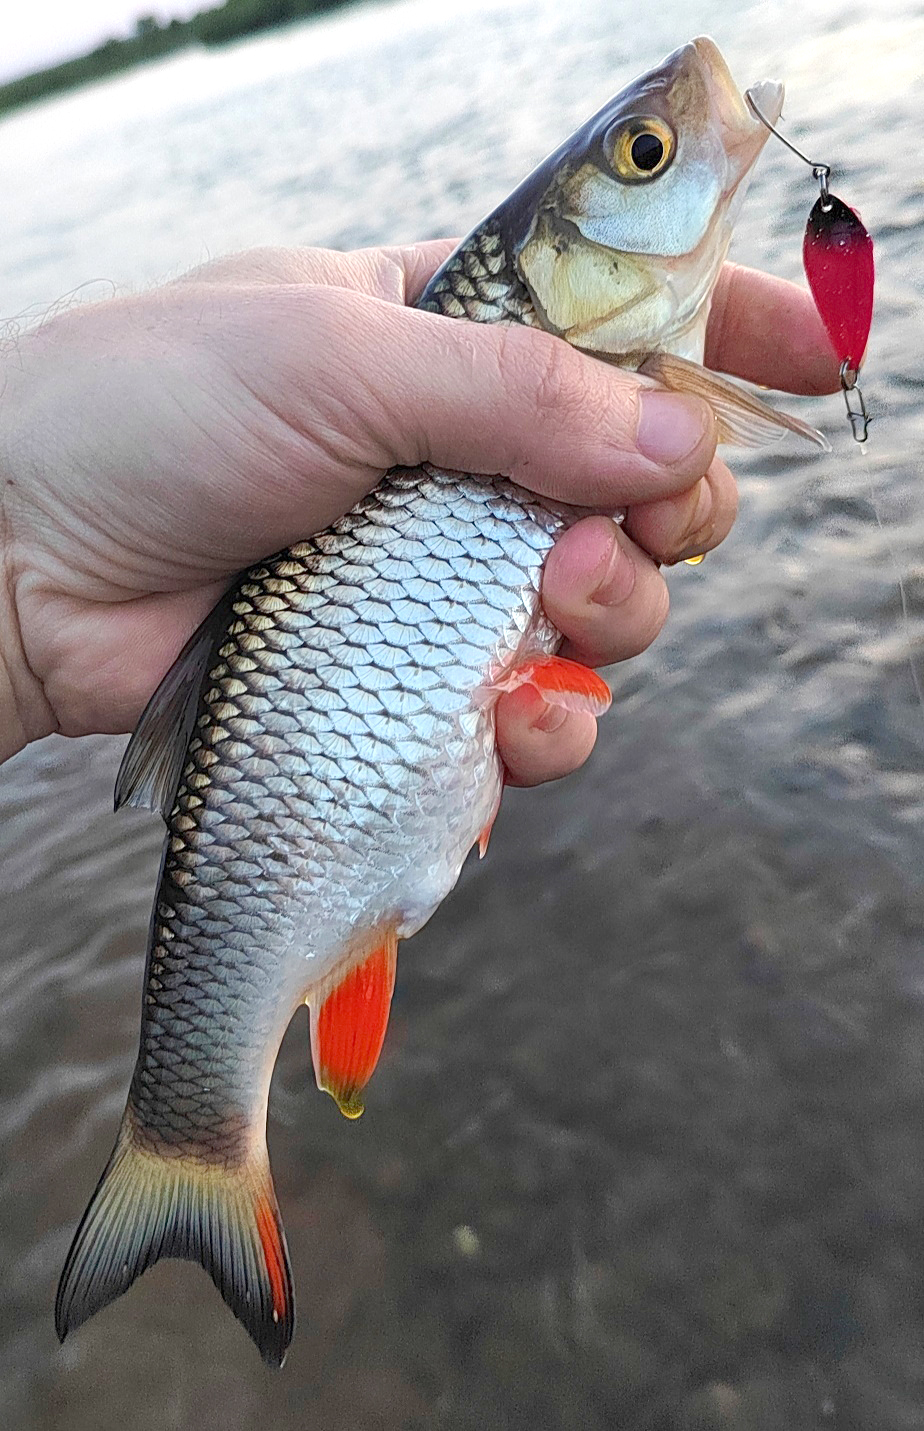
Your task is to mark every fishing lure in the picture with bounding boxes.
[745,90,875,442]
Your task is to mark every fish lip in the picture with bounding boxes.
[688,35,784,184]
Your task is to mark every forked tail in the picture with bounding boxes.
[55,1118,294,1366]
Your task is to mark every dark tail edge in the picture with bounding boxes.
[55,1121,294,1368]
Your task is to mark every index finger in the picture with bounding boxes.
[174,239,462,305]
[706,263,840,396]
[378,239,461,304]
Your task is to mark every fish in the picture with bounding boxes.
[55,37,823,1367]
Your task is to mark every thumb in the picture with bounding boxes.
[268,285,718,510]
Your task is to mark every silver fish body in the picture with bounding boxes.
[59,452,585,1365]
[57,37,811,1365]
[132,464,574,1155]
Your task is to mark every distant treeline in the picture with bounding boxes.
[0,0,350,116]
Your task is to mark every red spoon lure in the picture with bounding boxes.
[746,92,875,442]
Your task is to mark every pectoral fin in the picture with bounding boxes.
[310,930,399,1119]
[639,352,831,452]
[490,655,612,717]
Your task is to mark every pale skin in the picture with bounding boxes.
[0,240,838,781]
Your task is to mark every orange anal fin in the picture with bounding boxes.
[310,931,398,1119]
[494,656,611,717]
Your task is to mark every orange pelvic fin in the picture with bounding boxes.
[477,778,504,859]
[493,655,612,717]
[310,930,398,1119]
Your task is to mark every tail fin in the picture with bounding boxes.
[55,1122,294,1367]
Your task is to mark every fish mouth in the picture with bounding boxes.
[688,34,784,186]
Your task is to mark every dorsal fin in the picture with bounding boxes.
[115,590,234,819]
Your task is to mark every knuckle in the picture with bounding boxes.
[534,339,585,419]
[675,467,738,561]
[501,327,602,432]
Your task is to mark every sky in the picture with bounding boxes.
[3,2,208,82]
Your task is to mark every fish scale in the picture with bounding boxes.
[418,223,540,325]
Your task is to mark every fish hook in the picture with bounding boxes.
[745,89,832,207]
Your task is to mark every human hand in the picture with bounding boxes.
[0,242,836,776]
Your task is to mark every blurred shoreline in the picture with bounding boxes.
[0,0,368,118]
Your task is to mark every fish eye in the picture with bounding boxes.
[631,132,665,171]
[606,117,675,183]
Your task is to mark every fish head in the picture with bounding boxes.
[506,36,783,362]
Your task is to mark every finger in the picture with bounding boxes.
[706,263,840,395]
[540,517,669,668]
[377,239,462,304]
[174,239,459,306]
[622,456,738,566]
[495,684,598,788]
[405,316,718,505]
[174,247,356,288]
[263,288,719,512]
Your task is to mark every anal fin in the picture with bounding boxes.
[310,931,398,1119]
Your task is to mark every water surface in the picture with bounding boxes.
[1,1,923,1426]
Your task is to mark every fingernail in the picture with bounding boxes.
[532,702,568,734]
[591,530,636,608]
[636,392,712,468]
[673,479,714,562]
